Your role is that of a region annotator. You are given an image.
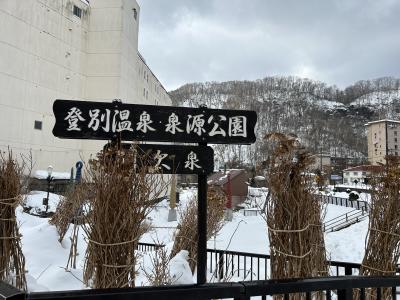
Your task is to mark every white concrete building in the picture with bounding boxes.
[365,119,400,165]
[342,165,382,185]
[0,0,171,172]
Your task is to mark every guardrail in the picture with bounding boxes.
[136,243,388,281]
[323,209,368,232]
[206,248,378,281]
[2,276,400,300]
[319,195,369,212]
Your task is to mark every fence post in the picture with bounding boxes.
[345,266,353,275]
[0,281,25,300]
[218,252,225,280]
[337,288,353,300]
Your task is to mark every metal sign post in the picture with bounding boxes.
[197,144,208,284]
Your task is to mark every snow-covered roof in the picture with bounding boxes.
[34,170,71,180]
[343,165,383,173]
[208,169,247,186]
[365,119,400,126]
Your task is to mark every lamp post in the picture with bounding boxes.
[45,165,53,214]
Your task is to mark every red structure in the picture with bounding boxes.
[208,169,249,208]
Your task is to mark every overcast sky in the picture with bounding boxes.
[137,0,400,91]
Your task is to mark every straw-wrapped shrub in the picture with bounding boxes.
[0,151,26,290]
[82,145,169,288]
[360,156,400,299]
[265,132,327,283]
[50,183,87,242]
[170,186,226,273]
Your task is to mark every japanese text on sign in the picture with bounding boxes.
[64,107,248,138]
[53,99,257,144]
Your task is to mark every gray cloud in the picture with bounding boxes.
[137,0,400,91]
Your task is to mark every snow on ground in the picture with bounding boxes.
[15,187,370,291]
[23,191,63,214]
[17,205,87,291]
[34,170,71,180]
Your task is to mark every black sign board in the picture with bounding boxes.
[53,99,257,144]
[106,143,214,175]
[52,98,258,286]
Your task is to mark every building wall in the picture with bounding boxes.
[343,171,368,185]
[226,171,249,207]
[0,0,171,173]
[310,154,331,171]
[367,121,400,165]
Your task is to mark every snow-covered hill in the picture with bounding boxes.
[170,76,400,167]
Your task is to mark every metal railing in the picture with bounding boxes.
[323,209,368,232]
[135,243,381,281]
[2,276,400,300]
[136,242,165,252]
[206,248,375,281]
[319,195,369,212]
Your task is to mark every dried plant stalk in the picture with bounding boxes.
[0,151,27,290]
[82,145,169,289]
[66,223,80,269]
[171,186,226,273]
[359,156,400,299]
[142,246,173,286]
[50,183,87,242]
[265,133,327,298]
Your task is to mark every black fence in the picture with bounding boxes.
[206,248,376,281]
[28,179,73,196]
[2,276,400,300]
[135,243,388,281]
[136,242,165,252]
[319,195,369,212]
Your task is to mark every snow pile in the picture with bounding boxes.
[169,250,194,284]
[23,191,63,214]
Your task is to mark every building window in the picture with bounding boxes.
[133,8,137,20]
[396,152,398,156]
[353,172,358,176]
[73,5,82,18]
[143,88,146,97]
[395,138,398,142]
[395,145,398,149]
[34,120,42,130]
[395,131,398,136]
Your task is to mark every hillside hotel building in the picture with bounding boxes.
[0,0,171,172]
[366,119,400,165]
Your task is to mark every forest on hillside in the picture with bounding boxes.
[170,76,400,170]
